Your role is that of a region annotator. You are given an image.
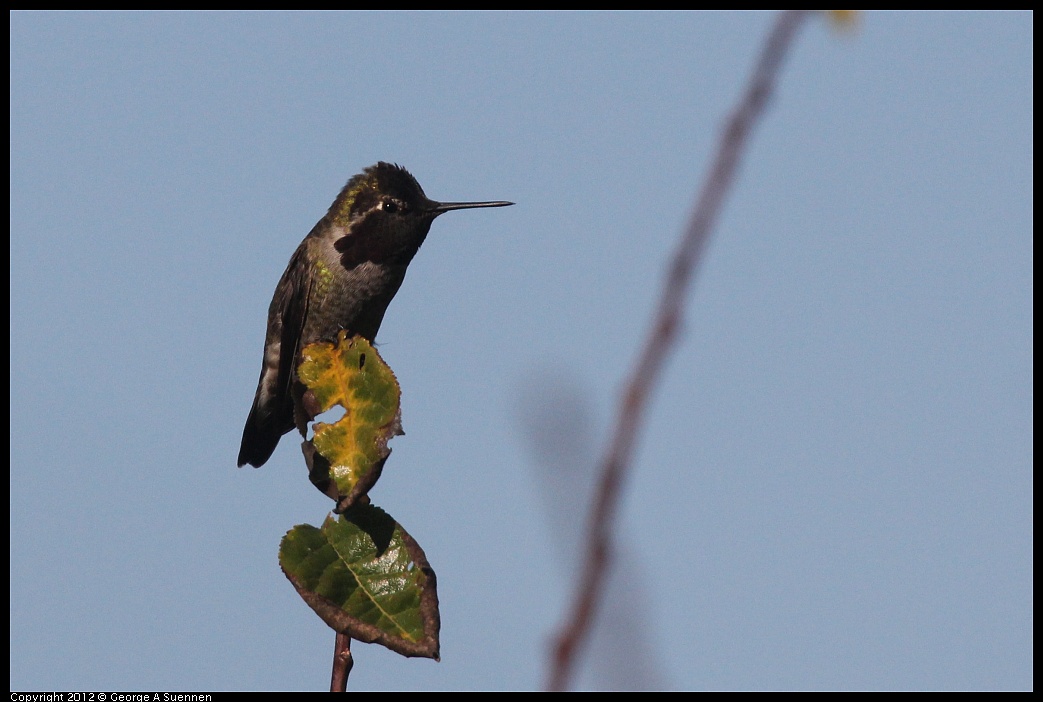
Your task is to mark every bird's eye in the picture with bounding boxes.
[381,200,399,213]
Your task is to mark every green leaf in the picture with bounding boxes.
[296,332,402,506]
[280,505,440,660]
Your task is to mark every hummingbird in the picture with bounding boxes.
[238,162,513,468]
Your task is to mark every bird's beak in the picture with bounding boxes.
[430,200,514,215]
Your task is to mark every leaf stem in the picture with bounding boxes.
[331,632,353,692]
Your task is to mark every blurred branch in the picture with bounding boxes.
[547,10,813,691]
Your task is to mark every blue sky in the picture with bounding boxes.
[10,11,1032,691]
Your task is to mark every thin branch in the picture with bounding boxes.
[546,10,812,691]
[331,632,353,692]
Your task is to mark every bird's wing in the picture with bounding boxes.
[237,241,313,467]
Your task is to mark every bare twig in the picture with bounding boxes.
[331,632,353,692]
[546,10,812,691]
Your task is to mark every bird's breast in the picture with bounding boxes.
[305,258,408,344]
